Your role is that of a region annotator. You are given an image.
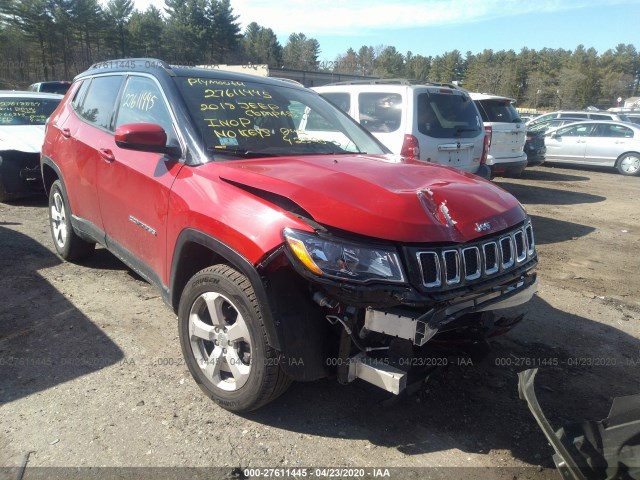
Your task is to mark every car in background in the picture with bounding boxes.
[0,91,63,201]
[523,130,546,167]
[519,114,541,123]
[313,80,491,178]
[469,92,527,177]
[544,120,640,176]
[527,117,585,134]
[625,113,640,126]
[28,81,72,95]
[528,110,630,129]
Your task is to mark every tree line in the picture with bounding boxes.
[1,0,638,110]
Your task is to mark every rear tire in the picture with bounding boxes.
[617,153,640,176]
[48,180,95,260]
[178,264,291,412]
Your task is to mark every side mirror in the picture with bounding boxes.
[115,123,180,156]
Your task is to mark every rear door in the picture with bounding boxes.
[415,88,483,172]
[476,98,526,160]
[62,75,125,238]
[584,123,634,166]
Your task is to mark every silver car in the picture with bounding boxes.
[544,120,640,176]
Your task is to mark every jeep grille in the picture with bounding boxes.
[416,222,535,289]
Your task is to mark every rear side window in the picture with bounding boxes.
[627,116,640,125]
[475,99,521,123]
[417,92,481,138]
[358,92,402,133]
[559,112,588,119]
[590,114,610,120]
[592,124,633,138]
[321,92,350,113]
[77,75,124,130]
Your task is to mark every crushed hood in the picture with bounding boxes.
[0,125,46,153]
[215,154,526,243]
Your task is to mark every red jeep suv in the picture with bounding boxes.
[41,59,538,412]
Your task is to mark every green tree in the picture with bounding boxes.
[242,22,282,67]
[106,0,134,57]
[127,6,166,58]
[373,46,404,78]
[283,33,320,70]
[205,0,242,63]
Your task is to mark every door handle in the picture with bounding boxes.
[99,148,115,163]
[61,128,71,138]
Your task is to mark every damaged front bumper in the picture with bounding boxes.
[364,272,537,347]
[518,369,640,480]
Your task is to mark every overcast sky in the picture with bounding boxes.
[129,0,640,61]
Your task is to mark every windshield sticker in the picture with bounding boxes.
[217,137,239,147]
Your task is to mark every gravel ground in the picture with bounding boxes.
[1,163,639,479]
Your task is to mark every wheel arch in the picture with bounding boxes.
[41,156,63,195]
[169,228,282,351]
[615,151,640,165]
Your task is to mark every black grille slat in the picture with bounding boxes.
[514,231,526,262]
[463,247,480,280]
[416,223,535,289]
[417,252,441,287]
[483,242,499,274]
[500,237,514,268]
[525,224,535,255]
[443,250,460,284]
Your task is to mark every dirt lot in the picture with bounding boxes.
[1,163,639,479]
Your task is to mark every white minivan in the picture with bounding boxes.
[313,81,490,178]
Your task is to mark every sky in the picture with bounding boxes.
[130,0,640,62]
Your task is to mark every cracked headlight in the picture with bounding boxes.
[283,228,405,284]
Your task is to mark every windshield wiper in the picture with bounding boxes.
[207,147,278,159]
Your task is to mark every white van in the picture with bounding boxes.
[469,92,528,177]
[313,80,490,178]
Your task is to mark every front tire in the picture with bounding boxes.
[48,180,95,260]
[617,153,640,176]
[178,264,291,412]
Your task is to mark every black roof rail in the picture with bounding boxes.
[323,78,462,90]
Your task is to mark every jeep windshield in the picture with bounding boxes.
[175,77,388,159]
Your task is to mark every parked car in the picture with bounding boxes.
[544,120,640,176]
[28,81,72,95]
[469,92,528,177]
[0,91,63,201]
[625,113,640,126]
[523,130,546,166]
[528,110,630,129]
[313,80,491,178]
[528,117,585,134]
[42,59,538,412]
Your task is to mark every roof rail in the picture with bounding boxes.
[323,78,462,89]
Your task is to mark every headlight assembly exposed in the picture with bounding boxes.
[283,228,405,284]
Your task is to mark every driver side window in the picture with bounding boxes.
[115,76,177,145]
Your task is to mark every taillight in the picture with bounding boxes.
[481,126,492,164]
[400,134,420,159]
